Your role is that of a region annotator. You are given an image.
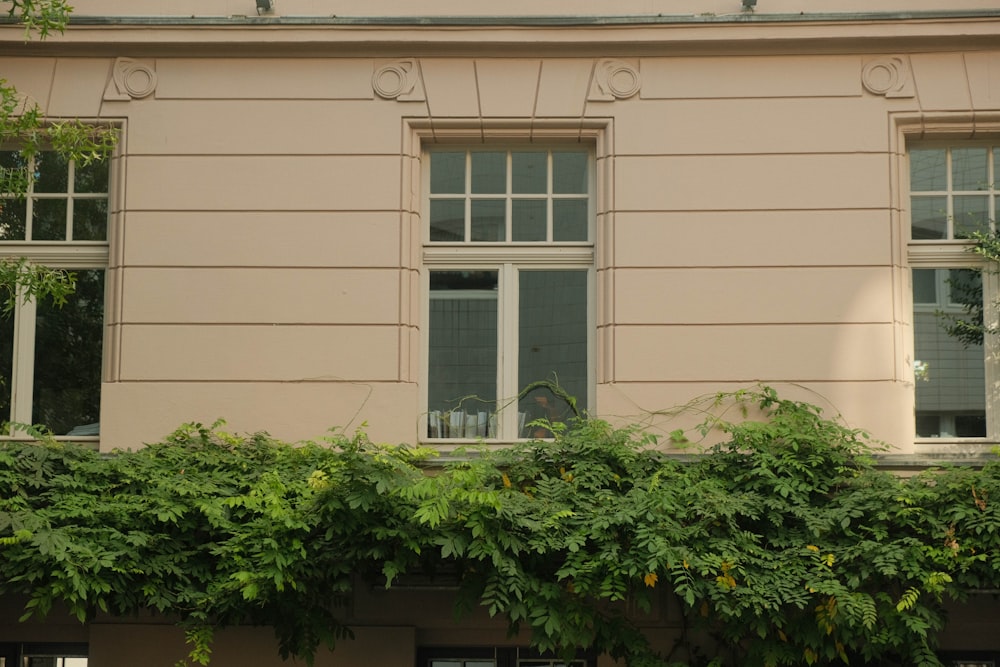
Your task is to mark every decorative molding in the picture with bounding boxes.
[103,58,157,101]
[862,57,914,98]
[372,59,425,102]
[588,59,641,102]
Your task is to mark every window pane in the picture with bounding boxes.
[75,160,109,194]
[553,152,588,194]
[913,269,937,304]
[0,309,12,427]
[910,196,947,239]
[32,269,105,436]
[512,151,547,194]
[32,199,68,240]
[512,199,546,242]
[33,152,69,193]
[431,152,465,194]
[428,271,498,438]
[73,200,108,241]
[471,152,506,194]
[553,199,588,242]
[518,270,587,438]
[471,199,506,242]
[954,195,990,238]
[430,200,465,242]
[952,147,989,191]
[0,150,30,196]
[910,148,946,191]
[0,198,27,240]
[913,268,986,438]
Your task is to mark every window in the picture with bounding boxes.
[417,646,594,667]
[908,143,999,440]
[0,150,109,438]
[423,147,593,440]
[0,643,88,667]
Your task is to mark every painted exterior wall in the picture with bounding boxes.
[3,3,1000,663]
[3,4,1000,454]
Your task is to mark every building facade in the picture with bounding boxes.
[3,0,1000,664]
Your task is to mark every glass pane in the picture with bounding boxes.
[471,199,505,242]
[913,269,937,304]
[553,152,588,194]
[33,152,69,193]
[33,268,105,436]
[0,198,27,240]
[910,148,946,191]
[471,152,506,194]
[0,306,12,427]
[910,195,947,239]
[952,147,989,191]
[953,195,990,238]
[428,271,498,439]
[0,150,30,196]
[512,199,546,242]
[553,199,588,242]
[518,270,588,438]
[913,268,986,438]
[430,152,465,194]
[73,199,108,241]
[32,199,68,240]
[430,200,465,242]
[512,151,547,194]
[75,160,109,194]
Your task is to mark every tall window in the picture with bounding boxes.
[423,147,593,440]
[0,151,109,438]
[908,143,999,439]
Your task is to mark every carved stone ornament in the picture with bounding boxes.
[103,58,157,101]
[588,59,641,102]
[862,57,914,98]
[372,59,425,102]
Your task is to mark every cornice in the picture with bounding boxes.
[1,14,1000,57]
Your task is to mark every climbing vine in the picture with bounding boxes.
[0,389,998,666]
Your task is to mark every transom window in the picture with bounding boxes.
[423,147,593,441]
[0,151,108,439]
[908,142,999,441]
[909,144,999,240]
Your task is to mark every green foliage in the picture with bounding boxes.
[5,0,72,39]
[1,391,1000,666]
[0,257,75,315]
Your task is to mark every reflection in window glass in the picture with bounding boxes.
[512,152,546,194]
[913,268,986,438]
[518,270,588,438]
[430,151,465,194]
[910,148,947,191]
[512,200,546,241]
[471,200,505,242]
[952,147,988,191]
[910,145,999,241]
[33,269,105,436]
[427,271,498,439]
[471,152,506,194]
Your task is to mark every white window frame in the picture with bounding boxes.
[906,139,1000,443]
[0,151,110,441]
[421,142,597,443]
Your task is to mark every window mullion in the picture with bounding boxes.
[985,270,1000,439]
[499,263,519,440]
[10,298,36,430]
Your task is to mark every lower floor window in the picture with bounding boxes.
[420,647,593,667]
[0,643,88,667]
[427,267,589,440]
[0,267,104,437]
[912,267,991,438]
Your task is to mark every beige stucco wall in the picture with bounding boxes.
[2,12,1000,454]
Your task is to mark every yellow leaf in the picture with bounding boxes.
[806,545,819,552]
[644,572,658,588]
[501,473,512,488]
